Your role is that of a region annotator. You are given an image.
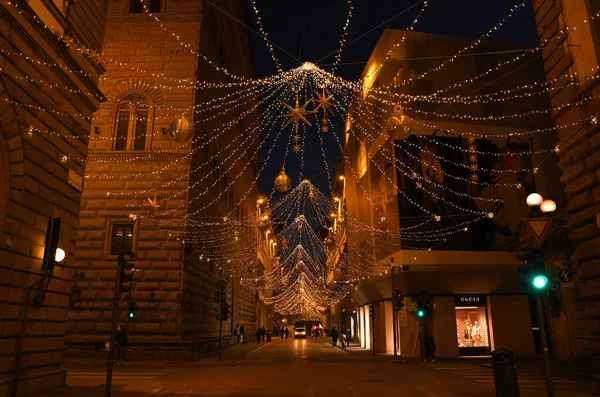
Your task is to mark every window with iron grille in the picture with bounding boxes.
[114,94,150,151]
[110,223,134,255]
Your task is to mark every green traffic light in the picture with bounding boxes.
[417,310,425,317]
[532,275,548,289]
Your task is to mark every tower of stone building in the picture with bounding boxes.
[0,1,109,394]
[66,0,264,359]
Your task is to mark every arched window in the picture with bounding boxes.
[114,94,151,151]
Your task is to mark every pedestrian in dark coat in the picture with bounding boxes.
[331,328,339,348]
[261,327,266,342]
[256,328,262,343]
[424,333,436,362]
[284,328,289,339]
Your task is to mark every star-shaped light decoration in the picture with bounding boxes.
[469,163,479,171]
[147,192,161,214]
[293,134,301,142]
[321,124,329,133]
[470,173,479,182]
[314,87,336,119]
[415,182,423,189]
[279,94,316,136]
[469,153,478,163]
[467,136,476,144]
[292,144,302,154]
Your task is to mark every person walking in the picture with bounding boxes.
[346,329,351,347]
[256,328,262,343]
[261,327,266,342]
[340,330,347,351]
[331,328,339,348]
[424,333,436,362]
[284,328,289,339]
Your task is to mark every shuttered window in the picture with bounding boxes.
[115,110,130,151]
[110,223,134,255]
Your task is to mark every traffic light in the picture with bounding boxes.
[394,290,405,312]
[220,302,229,321]
[521,248,549,290]
[369,304,374,318]
[128,301,136,320]
[118,251,136,293]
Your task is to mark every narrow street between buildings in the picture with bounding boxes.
[33,338,598,397]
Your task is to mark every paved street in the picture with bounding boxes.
[32,338,598,397]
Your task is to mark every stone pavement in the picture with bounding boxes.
[30,338,599,397]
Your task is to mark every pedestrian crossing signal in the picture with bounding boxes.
[128,301,136,319]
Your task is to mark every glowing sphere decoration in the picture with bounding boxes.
[274,169,292,192]
[257,220,268,231]
[169,118,195,143]
[384,105,413,140]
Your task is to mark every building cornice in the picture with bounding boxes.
[107,14,202,24]
[88,151,191,162]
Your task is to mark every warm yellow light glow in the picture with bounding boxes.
[257,198,264,204]
[540,199,556,213]
[262,215,269,220]
[339,175,345,181]
[55,248,66,262]
[301,62,316,71]
[526,193,544,207]
[334,197,339,201]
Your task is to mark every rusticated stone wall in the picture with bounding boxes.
[0,1,108,395]
[533,0,600,365]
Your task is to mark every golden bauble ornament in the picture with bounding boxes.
[274,169,292,192]
[169,117,195,143]
[325,237,335,248]
[257,220,269,231]
[384,105,413,140]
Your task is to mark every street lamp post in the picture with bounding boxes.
[525,193,555,397]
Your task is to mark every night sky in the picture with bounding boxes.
[242,0,540,197]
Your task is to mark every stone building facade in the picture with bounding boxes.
[328,29,562,358]
[65,0,265,359]
[0,0,109,395]
[533,0,600,366]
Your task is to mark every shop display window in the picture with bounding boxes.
[455,295,491,355]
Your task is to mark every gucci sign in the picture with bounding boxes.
[455,295,487,307]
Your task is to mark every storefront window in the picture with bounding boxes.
[455,295,490,355]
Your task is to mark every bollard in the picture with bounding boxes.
[492,348,520,397]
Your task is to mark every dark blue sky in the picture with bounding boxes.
[242,0,540,196]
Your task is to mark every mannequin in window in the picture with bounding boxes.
[472,321,481,346]
[464,320,471,339]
